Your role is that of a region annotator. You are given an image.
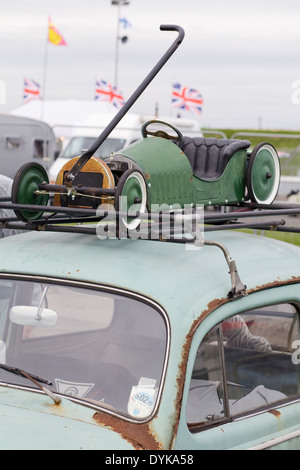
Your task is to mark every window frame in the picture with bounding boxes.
[187,301,300,433]
[0,272,170,423]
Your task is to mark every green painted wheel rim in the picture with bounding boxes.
[116,170,147,230]
[248,144,280,204]
[12,163,49,221]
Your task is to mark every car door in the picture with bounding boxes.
[175,286,300,450]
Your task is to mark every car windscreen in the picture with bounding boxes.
[61,136,126,159]
[0,278,167,420]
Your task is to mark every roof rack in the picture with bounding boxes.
[1,199,300,301]
[1,199,300,235]
[204,202,300,234]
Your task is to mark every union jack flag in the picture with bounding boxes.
[171,83,203,115]
[23,78,41,103]
[94,79,125,108]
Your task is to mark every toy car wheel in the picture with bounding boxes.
[114,169,147,230]
[11,162,49,221]
[246,143,280,205]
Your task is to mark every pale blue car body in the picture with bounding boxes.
[0,229,300,450]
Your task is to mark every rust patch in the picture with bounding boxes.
[268,409,281,419]
[93,411,162,450]
[247,275,300,294]
[188,297,229,338]
[144,173,150,180]
[170,296,229,447]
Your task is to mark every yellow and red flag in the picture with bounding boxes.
[48,17,67,46]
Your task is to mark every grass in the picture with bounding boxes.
[240,228,300,247]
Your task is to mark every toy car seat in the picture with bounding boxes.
[180,137,251,180]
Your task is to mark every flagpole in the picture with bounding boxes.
[41,17,49,121]
[22,76,25,105]
[112,0,130,89]
[114,2,121,88]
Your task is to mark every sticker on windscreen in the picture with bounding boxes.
[127,377,157,418]
[55,378,94,398]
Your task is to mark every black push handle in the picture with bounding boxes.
[66,24,185,183]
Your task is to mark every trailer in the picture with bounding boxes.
[0,114,58,179]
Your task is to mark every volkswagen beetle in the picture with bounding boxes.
[0,225,299,450]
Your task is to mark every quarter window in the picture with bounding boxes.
[187,304,300,429]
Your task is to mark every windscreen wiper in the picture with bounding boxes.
[0,363,51,384]
[0,363,61,405]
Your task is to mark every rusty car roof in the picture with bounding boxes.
[0,229,299,322]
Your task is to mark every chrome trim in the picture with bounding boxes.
[0,272,171,424]
[248,429,300,450]
[217,325,230,419]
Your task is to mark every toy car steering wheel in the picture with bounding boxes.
[141,119,184,147]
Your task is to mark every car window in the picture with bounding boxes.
[0,278,167,420]
[187,304,300,429]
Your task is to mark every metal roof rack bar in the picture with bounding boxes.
[164,237,247,299]
[1,200,300,222]
[203,240,247,299]
[204,206,300,223]
[204,219,286,232]
[1,201,300,235]
[1,221,97,235]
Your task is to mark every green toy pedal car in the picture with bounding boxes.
[11,119,280,227]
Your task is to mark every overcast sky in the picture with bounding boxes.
[1,0,300,129]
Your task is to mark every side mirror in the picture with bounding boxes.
[10,306,58,327]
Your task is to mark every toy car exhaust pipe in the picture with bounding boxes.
[65,24,185,183]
